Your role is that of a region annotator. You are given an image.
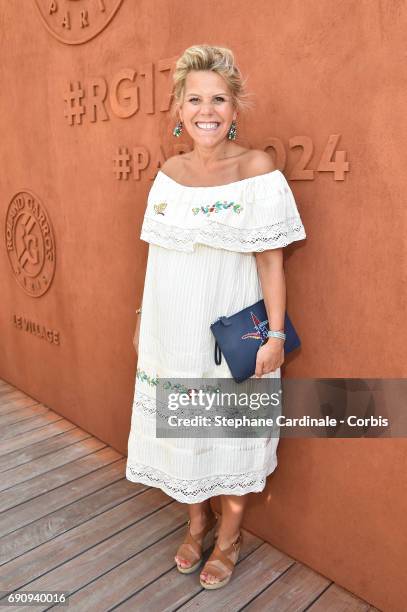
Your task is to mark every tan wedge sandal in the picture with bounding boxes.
[174,511,219,574]
[199,531,242,589]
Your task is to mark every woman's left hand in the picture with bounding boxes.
[255,339,284,377]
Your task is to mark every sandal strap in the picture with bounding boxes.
[203,532,242,574]
[179,531,201,558]
[177,512,218,560]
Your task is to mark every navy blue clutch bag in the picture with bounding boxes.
[210,299,301,383]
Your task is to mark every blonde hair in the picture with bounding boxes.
[171,44,254,119]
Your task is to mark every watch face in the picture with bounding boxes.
[34,0,124,45]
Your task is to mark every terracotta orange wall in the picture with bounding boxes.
[1,1,406,610]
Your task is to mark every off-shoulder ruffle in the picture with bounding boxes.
[140,169,306,253]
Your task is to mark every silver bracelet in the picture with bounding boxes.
[267,330,286,340]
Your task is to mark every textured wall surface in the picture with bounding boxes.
[1,1,406,610]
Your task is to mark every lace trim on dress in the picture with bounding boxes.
[133,389,157,417]
[140,215,306,252]
[126,460,276,503]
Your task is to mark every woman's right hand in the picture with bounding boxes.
[133,314,141,355]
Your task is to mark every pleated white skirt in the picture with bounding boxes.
[126,243,280,503]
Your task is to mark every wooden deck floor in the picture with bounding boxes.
[0,379,380,612]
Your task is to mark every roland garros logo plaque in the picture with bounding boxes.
[34,0,123,45]
[5,191,56,297]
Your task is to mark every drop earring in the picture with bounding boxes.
[172,120,183,137]
[227,120,237,140]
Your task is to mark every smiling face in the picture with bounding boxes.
[178,70,237,144]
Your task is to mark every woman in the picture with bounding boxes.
[126,44,306,589]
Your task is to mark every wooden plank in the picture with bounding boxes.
[4,502,189,612]
[308,583,372,611]
[241,561,330,611]
[0,404,49,428]
[0,389,31,403]
[0,395,41,415]
[0,450,124,536]
[20,515,259,612]
[0,411,64,440]
[0,428,92,472]
[0,437,106,491]
[0,474,149,565]
[114,530,264,611]
[0,388,21,399]
[0,487,170,592]
[0,419,77,456]
[176,543,294,611]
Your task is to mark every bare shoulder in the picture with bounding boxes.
[160,153,195,181]
[246,150,276,176]
[160,155,182,175]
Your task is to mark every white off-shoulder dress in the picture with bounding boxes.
[126,169,306,503]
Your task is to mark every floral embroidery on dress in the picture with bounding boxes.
[153,202,167,215]
[192,200,243,216]
[136,367,220,394]
[136,368,159,386]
